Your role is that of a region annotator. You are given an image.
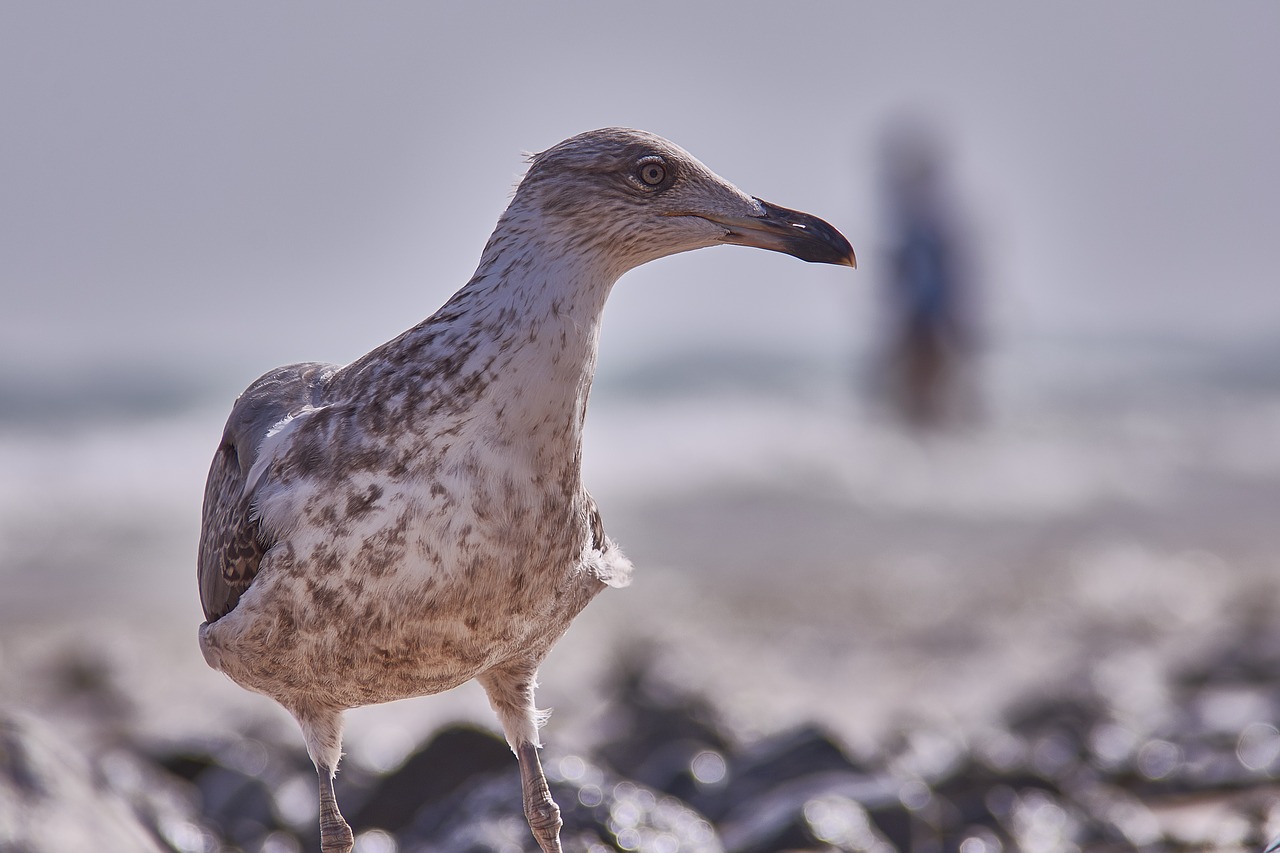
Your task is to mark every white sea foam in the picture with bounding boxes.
[1,336,1276,625]
[584,339,1280,520]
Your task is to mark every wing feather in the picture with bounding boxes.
[197,362,336,622]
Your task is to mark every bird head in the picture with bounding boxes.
[510,128,856,276]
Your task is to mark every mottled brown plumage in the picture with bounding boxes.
[197,128,854,853]
[200,362,335,620]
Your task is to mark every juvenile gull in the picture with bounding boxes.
[197,127,855,853]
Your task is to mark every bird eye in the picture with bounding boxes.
[637,158,667,187]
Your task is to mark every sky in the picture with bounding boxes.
[2,2,1278,388]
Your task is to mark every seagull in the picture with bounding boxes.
[197,127,855,853]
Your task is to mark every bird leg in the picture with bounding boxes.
[317,765,355,853]
[520,741,563,853]
[293,705,354,853]
[479,662,563,853]
[518,740,563,853]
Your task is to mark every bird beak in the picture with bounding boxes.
[700,197,857,268]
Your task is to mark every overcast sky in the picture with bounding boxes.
[2,2,1277,384]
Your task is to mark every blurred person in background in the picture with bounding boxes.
[877,117,981,427]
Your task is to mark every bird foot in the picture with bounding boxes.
[320,811,355,853]
[527,798,563,853]
[516,740,563,853]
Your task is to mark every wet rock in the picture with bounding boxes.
[596,649,732,794]
[23,618,1280,853]
[99,746,228,853]
[149,732,325,850]
[0,706,167,853]
[715,771,900,853]
[986,784,1083,851]
[684,726,906,853]
[403,753,723,853]
[1003,693,1100,782]
[925,758,1060,849]
[351,724,514,833]
[696,724,876,822]
[191,762,284,844]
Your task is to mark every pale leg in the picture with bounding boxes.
[517,740,563,853]
[317,764,355,853]
[293,705,355,853]
[479,661,563,853]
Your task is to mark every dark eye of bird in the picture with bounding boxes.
[638,159,666,187]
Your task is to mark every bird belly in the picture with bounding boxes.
[198,501,606,711]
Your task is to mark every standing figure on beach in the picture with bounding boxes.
[197,128,855,853]
[879,119,978,426]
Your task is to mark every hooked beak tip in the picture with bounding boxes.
[748,197,858,269]
[682,197,856,270]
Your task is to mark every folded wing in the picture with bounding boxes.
[197,362,337,622]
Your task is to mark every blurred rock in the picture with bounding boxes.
[12,617,1280,852]
[405,753,723,853]
[596,647,732,794]
[154,734,317,843]
[351,724,514,833]
[0,706,167,853]
[696,724,878,822]
[717,771,900,853]
[687,725,902,853]
[1003,693,1099,782]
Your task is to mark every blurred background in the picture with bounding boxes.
[2,3,1279,851]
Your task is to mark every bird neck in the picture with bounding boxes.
[435,217,621,472]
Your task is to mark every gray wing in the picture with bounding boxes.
[198,362,337,622]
